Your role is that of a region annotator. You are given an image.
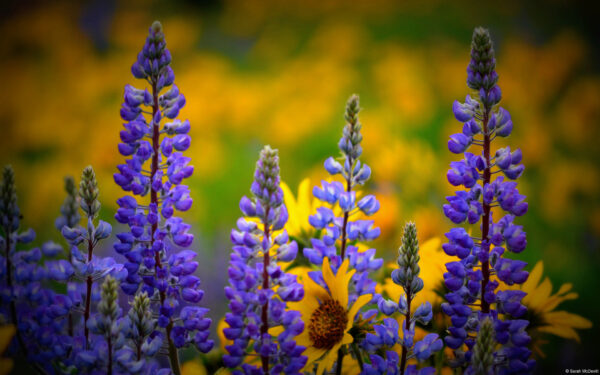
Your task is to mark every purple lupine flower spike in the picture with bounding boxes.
[114,21,212,374]
[364,223,442,375]
[442,27,534,374]
[224,145,306,374]
[0,167,75,371]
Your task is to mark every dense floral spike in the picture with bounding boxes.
[302,95,383,373]
[365,223,442,375]
[223,145,306,374]
[80,166,101,219]
[442,27,534,374]
[0,166,30,356]
[113,21,212,374]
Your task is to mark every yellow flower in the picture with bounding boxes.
[181,361,207,375]
[281,178,320,242]
[0,325,15,375]
[217,317,231,353]
[288,257,371,375]
[501,261,592,356]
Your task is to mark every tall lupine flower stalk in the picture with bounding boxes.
[0,166,35,356]
[113,21,212,374]
[364,223,442,375]
[224,145,306,374]
[61,166,118,348]
[442,27,534,374]
[303,95,383,373]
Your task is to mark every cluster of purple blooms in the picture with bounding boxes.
[0,166,74,371]
[223,145,306,374]
[113,21,213,373]
[363,222,443,375]
[0,22,211,375]
[441,27,534,374]
[0,22,541,375]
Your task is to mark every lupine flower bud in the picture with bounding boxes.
[0,166,20,231]
[339,94,363,162]
[55,176,81,231]
[98,276,119,322]
[252,145,283,211]
[467,27,498,93]
[79,166,101,219]
[469,318,495,375]
[392,222,422,294]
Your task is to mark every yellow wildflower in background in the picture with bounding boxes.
[502,261,592,356]
[288,257,371,375]
[281,178,319,242]
[0,325,15,375]
[181,361,207,375]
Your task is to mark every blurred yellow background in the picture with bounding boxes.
[0,0,598,372]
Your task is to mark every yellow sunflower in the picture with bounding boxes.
[288,257,371,375]
[501,261,592,356]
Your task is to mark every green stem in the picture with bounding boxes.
[480,110,491,314]
[399,290,412,375]
[351,342,364,371]
[335,347,345,375]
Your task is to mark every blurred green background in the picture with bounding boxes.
[0,0,598,373]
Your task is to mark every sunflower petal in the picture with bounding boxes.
[346,294,372,331]
[540,292,578,313]
[538,325,581,342]
[316,347,339,375]
[522,261,544,294]
[297,178,312,223]
[543,311,593,329]
[302,345,327,371]
[527,277,552,309]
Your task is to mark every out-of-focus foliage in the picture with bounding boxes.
[0,0,598,372]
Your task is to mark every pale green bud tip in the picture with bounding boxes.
[345,94,360,123]
[133,291,150,313]
[1,166,16,199]
[400,221,419,259]
[64,176,76,196]
[151,21,163,34]
[471,317,496,375]
[100,275,119,319]
[79,165,100,218]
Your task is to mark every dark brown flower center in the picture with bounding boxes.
[308,298,348,349]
